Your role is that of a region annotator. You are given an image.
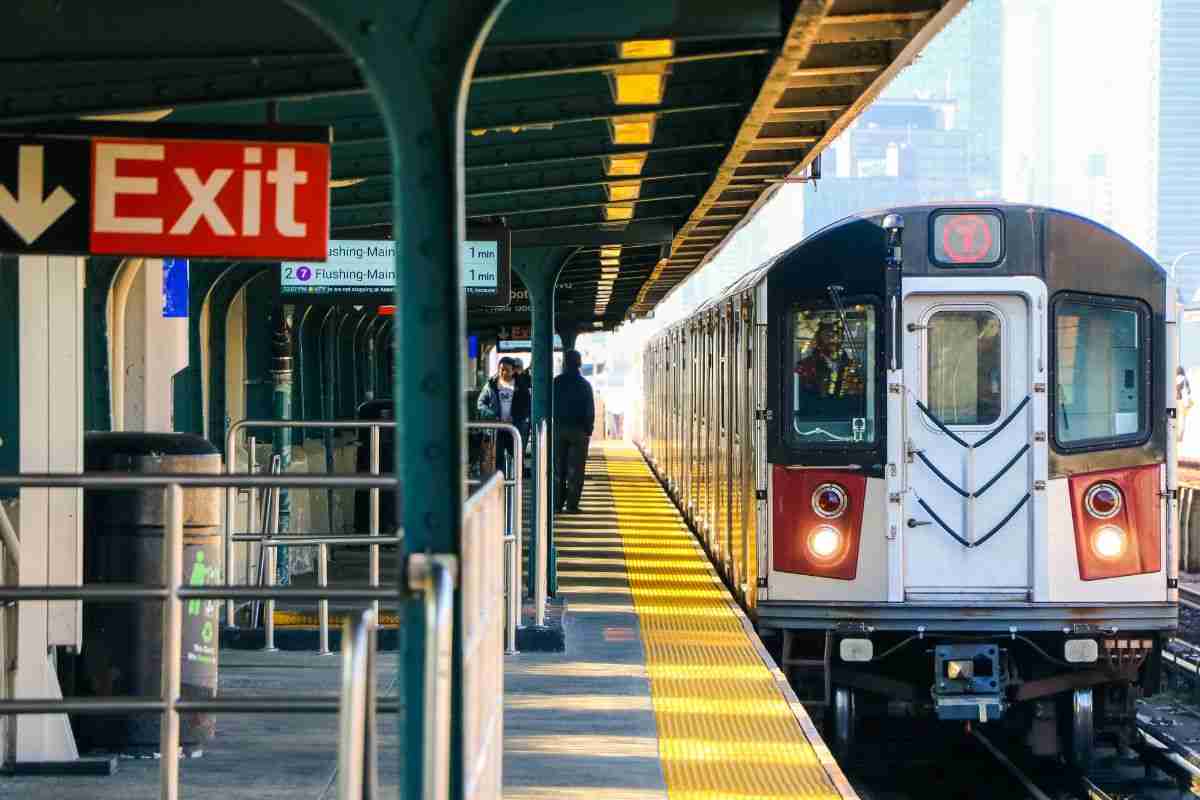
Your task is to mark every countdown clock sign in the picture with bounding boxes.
[279,225,511,307]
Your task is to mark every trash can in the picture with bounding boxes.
[74,432,222,753]
[354,399,397,535]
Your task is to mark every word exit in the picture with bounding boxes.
[0,128,331,260]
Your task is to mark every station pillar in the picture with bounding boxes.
[16,255,84,762]
[286,3,508,798]
[514,247,577,599]
[270,308,294,584]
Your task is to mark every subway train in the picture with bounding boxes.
[640,203,1178,767]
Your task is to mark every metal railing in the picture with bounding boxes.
[338,607,379,799]
[0,471,417,800]
[466,421,524,654]
[533,419,549,627]
[224,419,395,632]
[224,418,533,655]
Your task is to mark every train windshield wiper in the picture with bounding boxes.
[827,284,862,363]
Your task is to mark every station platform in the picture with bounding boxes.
[506,442,856,799]
[3,442,853,800]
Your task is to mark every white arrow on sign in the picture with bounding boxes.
[0,145,76,245]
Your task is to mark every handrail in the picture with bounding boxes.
[223,417,524,658]
[0,500,19,566]
[915,395,1031,449]
[223,418,399,629]
[916,493,1031,549]
[534,418,549,627]
[407,551,459,800]
[337,608,378,800]
[0,470,420,800]
[467,421,523,655]
[915,443,1031,499]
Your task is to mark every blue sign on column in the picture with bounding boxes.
[163,258,188,318]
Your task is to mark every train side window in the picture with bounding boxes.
[1053,296,1148,448]
[790,302,877,445]
[926,309,1002,426]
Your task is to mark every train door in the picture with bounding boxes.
[901,282,1045,599]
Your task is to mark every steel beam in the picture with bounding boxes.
[511,247,577,601]
[285,3,507,800]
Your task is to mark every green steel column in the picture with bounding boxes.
[513,246,576,599]
[286,3,508,798]
[270,307,294,584]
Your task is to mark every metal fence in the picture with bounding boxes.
[224,418,538,653]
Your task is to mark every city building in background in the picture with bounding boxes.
[1158,0,1200,301]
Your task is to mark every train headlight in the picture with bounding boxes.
[812,483,848,518]
[808,525,842,560]
[1084,482,1122,519]
[1091,525,1127,560]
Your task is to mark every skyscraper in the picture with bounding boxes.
[1158,0,1200,300]
[801,0,1005,235]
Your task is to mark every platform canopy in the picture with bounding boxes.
[0,0,964,330]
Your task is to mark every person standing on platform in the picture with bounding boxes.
[553,349,594,513]
[477,356,519,474]
[511,357,533,461]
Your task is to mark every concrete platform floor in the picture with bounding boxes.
[0,649,401,799]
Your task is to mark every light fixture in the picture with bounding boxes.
[82,108,173,122]
[1092,526,1127,560]
[330,177,367,189]
[609,115,656,146]
[605,153,647,177]
[612,73,667,105]
[603,204,634,222]
[619,39,674,59]
[606,180,643,202]
[601,245,622,259]
[1085,483,1122,519]
[808,525,842,560]
[812,484,848,519]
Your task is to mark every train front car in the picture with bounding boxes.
[641,203,1177,770]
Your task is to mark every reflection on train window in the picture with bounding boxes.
[791,304,876,444]
[1055,299,1145,445]
[926,309,1002,426]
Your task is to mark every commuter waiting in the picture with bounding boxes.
[553,349,595,513]
[477,356,530,474]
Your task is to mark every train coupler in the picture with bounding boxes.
[933,643,1008,723]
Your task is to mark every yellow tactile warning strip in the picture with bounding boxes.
[601,442,853,799]
[273,610,399,627]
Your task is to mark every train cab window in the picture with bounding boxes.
[1053,297,1148,447]
[926,310,1002,426]
[790,304,876,444]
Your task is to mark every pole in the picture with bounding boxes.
[271,309,294,586]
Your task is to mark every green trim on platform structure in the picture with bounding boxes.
[285,3,509,797]
[513,246,577,598]
[83,258,122,434]
[0,259,18,490]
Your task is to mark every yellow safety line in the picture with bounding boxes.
[272,610,400,627]
[602,443,843,799]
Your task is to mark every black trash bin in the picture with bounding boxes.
[74,432,222,753]
[354,399,397,534]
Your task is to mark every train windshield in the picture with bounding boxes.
[790,303,877,444]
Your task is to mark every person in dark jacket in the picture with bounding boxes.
[552,349,594,512]
[511,357,532,451]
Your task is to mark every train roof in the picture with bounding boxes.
[654,201,1167,340]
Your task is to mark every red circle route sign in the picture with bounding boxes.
[941,214,994,263]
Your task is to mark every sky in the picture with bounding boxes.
[585,0,1165,425]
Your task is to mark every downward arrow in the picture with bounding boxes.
[0,145,76,245]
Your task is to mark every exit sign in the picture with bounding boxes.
[0,124,331,260]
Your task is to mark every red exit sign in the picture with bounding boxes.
[90,138,330,259]
[0,127,331,260]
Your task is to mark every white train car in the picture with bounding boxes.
[641,203,1177,768]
